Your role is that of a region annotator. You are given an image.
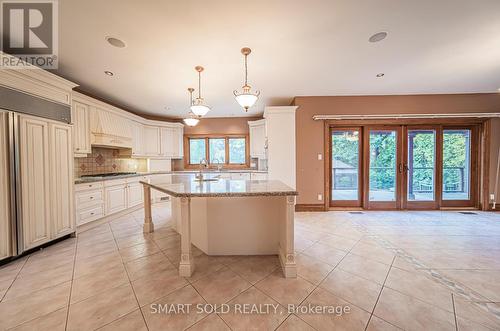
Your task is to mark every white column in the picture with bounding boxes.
[142,185,154,233]
[179,197,194,277]
[264,106,298,189]
[279,195,297,278]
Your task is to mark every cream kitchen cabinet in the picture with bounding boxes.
[0,112,12,259]
[49,122,75,238]
[104,180,128,215]
[127,180,144,208]
[19,115,75,250]
[72,100,91,156]
[143,125,161,157]
[132,122,144,157]
[19,116,52,250]
[248,119,266,159]
[160,126,184,159]
[75,182,105,226]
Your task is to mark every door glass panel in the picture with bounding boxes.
[443,130,471,200]
[331,130,359,201]
[407,130,436,201]
[369,130,397,201]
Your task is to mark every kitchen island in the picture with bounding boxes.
[140,174,298,278]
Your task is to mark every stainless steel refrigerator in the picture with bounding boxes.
[0,86,72,261]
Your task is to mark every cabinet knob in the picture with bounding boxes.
[90,197,94,199]
[76,148,80,151]
[90,212,95,215]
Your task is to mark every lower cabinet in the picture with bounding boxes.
[127,181,144,208]
[75,176,152,227]
[105,182,128,215]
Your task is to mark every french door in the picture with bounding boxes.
[329,125,477,210]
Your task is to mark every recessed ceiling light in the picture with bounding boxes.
[105,36,126,48]
[376,73,385,77]
[104,71,114,76]
[369,32,388,43]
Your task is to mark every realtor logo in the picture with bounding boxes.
[1,0,58,69]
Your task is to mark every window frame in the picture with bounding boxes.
[184,134,250,169]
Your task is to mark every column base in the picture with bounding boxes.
[179,260,194,277]
[143,222,154,233]
[279,247,297,278]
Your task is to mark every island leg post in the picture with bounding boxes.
[179,197,194,277]
[280,195,297,278]
[143,185,154,233]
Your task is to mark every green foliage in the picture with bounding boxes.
[331,130,469,193]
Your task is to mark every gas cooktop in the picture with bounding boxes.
[80,172,137,178]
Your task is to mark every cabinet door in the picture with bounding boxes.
[105,185,128,215]
[127,182,143,208]
[174,127,184,158]
[49,123,75,238]
[19,115,51,250]
[0,112,12,259]
[143,126,161,157]
[250,124,266,158]
[72,101,90,154]
[132,123,144,157]
[160,127,174,157]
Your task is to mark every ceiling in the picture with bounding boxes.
[56,0,500,118]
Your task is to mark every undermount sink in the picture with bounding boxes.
[194,178,220,182]
[193,175,220,182]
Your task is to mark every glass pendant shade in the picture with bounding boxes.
[234,90,259,111]
[190,98,211,116]
[183,116,199,127]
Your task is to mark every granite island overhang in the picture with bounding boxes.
[140,174,298,278]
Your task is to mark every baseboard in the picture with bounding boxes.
[295,204,325,212]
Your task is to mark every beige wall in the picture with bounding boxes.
[490,118,500,208]
[293,93,500,205]
[183,117,261,135]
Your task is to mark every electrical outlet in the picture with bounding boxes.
[318,194,323,201]
[318,153,323,160]
[490,194,495,201]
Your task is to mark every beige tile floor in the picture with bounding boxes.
[1,204,500,330]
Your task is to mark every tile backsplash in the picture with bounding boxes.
[74,147,147,177]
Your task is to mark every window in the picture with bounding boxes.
[229,138,246,164]
[189,138,206,165]
[209,138,226,164]
[186,135,248,167]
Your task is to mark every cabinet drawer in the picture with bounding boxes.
[76,204,104,226]
[75,181,103,192]
[104,178,128,187]
[75,189,103,208]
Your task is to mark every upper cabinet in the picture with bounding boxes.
[70,92,184,160]
[160,126,183,159]
[248,119,267,159]
[131,122,144,157]
[143,125,161,157]
[72,100,91,156]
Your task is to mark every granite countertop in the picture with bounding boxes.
[74,170,268,184]
[141,174,297,198]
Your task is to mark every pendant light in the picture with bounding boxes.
[183,88,200,127]
[190,66,211,116]
[234,47,260,112]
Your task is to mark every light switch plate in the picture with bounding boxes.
[318,194,323,201]
[318,154,323,160]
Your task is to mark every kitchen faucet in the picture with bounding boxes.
[196,158,208,180]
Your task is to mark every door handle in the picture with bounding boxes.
[398,163,403,173]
